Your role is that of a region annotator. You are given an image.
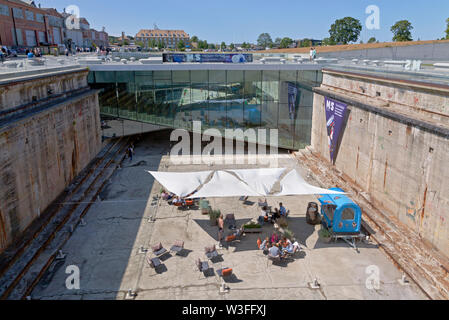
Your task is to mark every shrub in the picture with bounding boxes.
[278,217,288,229]
[283,228,295,240]
[243,221,262,229]
[319,227,332,238]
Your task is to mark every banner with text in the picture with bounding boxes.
[324,97,348,162]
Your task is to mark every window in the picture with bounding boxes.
[13,7,23,19]
[341,208,355,221]
[25,9,34,21]
[36,13,44,22]
[25,30,37,46]
[14,28,24,45]
[38,31,46,44]
[0,4,9,16]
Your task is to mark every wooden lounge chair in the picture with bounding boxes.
[151,242,169,258]
[170,240,184,255]
[204,244,219,260]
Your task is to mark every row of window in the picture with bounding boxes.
[140,33,187,38]
[0,4,48,23]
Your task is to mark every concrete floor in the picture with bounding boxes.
[31,131,428,300]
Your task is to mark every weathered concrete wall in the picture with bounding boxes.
[0,69,101,253]
[311,70,449,258]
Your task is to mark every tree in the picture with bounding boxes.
[391,20,413,42]
[368,37,377,43]
[191,35,199,43]
[229,43,235,51]
[136,41,144,48]
[329,17,362,44]
[300,38,312,47]
[445,18,449,39]
[198,40,208,50]
[220,41,226,50]
[280,37,293,48]
[177,39,185,50]
[322,37,336,46]
[257,33,273,48]
[274,37,282,48]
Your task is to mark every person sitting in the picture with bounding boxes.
[271,208,280,222]
[161,190,169,200]
[257,237,269,252]
[270,232,280,245]
[280,237,294,257]
[172,197,181,206]
[268,243,281,258]
[279,203,288,217]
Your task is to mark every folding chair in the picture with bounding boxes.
[151,242,169,258]
[204,244,219,260]
[147,256,162,269]
[196,258,211,279]
[170,240,185,256]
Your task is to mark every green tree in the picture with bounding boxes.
[300,38,312,47]
[208,43,216,50]
[445,18,449,39]
[177,39,185,50]
[191,35,199,43]
[274,37,282,48]
[220,41,226,50]
[136,41,144,48]
[329,17,362,44]
[391,20,413,42]
[322,37,336,46]
[198,40,208,50]
[367,37,377,43]
[257,33,273,48]
[229,43,235,51]
[280,37,293,48]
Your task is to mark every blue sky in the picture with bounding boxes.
[38,0,449,43]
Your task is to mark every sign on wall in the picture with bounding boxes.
[324,97,348,162]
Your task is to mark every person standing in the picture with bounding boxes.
[309,47,314,61]
[313,48,317,60]
[218,214,224,247]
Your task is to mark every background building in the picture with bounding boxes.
[135,29,189,49]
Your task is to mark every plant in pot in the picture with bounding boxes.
[199,199,210,215]
[243,221,262,232]
[277,217,288,229]
[208,209,221,226]
[319,226,332,243]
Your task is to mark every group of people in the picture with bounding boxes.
[258,202,289,225]
[258,234,299,259]
[25,48,42,59]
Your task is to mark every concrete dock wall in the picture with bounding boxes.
[311,70,449,257]
[0,69,101,253]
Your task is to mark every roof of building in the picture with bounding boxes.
[136,29,189,38]
[42,8,63,18]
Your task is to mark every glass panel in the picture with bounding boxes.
[117,82,136,120]
[261,101,278,128]
[91,83,117,117]
[191,70,208,84]
[342,208,355,221]
[278,103,294,149]
[262,70,279,101]
[95,71,116,83]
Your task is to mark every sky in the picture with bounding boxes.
[37,0,449,43]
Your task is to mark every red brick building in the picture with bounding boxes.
[0,0,50,47]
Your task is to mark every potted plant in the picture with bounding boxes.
[208,209,221,226]
[319,226,332,243]
[283,228,295,241]
[199,199,211,215]
[277,217,288,229]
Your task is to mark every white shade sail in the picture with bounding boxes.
[188,171,263,198]
[147,170,212,197]
[275,170,346,196]
[227,168,286,195]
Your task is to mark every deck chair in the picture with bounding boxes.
[204,244,219,260]
[170,240,185,255]
[147,256,162,269]
[258,198,268,207]
[217,267,233,279]
[196,258,211,279]
[151,242,169,258]
[239,196,249,202]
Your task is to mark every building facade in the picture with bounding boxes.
[0,0,49,47]
[135,29,189,49]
